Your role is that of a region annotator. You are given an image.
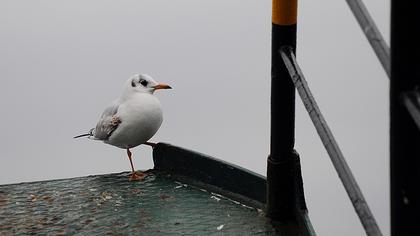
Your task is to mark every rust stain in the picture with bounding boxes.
[131,188,141,194]
[29,194,37,202]
[0,194,8,208]
[83,219,94,225]
[42,195,54,203]
[159,194,171,200]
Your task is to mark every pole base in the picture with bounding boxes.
[266,150,307,221]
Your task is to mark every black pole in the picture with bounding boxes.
[267,0,306,222]
[390,1,420,235]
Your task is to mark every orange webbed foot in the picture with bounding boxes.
[129,171,148,181]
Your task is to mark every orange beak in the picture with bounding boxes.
[153,83,172,90]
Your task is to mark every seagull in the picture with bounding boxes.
[74,74,171,181]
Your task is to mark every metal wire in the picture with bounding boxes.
[280,46,383,236]
[402,90,420,130]
[345,0,390,78]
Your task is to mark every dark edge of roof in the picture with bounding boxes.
[152,143,266,205]
[152,142,316,236]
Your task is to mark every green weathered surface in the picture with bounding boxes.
[0,171,276,235]
[153,143,316,236]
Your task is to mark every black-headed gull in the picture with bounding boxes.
[74,74,171,180]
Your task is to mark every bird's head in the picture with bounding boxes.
[126,74,172,95]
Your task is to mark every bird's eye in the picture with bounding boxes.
[139,79,148,87]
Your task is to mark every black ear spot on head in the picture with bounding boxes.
[131,80,136,87]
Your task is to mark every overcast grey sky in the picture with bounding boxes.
[0,1,389,235]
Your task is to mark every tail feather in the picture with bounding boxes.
[73,128,95,139]
[73,133,91,139]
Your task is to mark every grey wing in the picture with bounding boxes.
[93,102,121,140]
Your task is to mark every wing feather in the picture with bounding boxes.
[93,102,121,140]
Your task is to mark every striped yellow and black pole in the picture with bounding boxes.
[267,0,306,222]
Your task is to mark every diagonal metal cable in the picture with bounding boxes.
[345,0,390,78]
[348,0,420,168]
[280,46,383,236]
[402,90,420,130]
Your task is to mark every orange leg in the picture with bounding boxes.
[126,148,147,181]
[126,148,135,172]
